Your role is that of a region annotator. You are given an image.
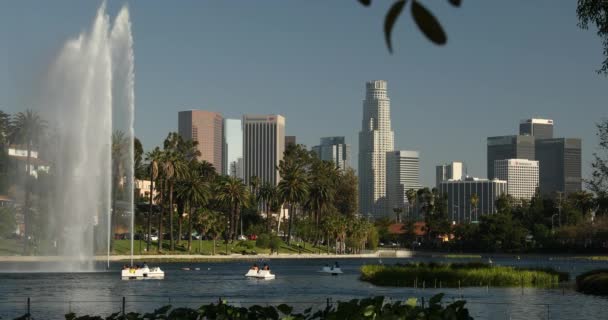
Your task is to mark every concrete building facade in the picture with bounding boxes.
[386,150,422,212]
[487,135,535,180]
[520,118,554,139]
[358,80,395,219]
[439,177,507,223]
[494,159,539,201]
[178,110,223,173]
[242,114,285,186]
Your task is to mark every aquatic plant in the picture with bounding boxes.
[576,269,608,296]
[360,262,568,288]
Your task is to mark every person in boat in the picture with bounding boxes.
[334,261,340,268]
[263,263,270,271]
[143,262,148,268]
[250,263,259,271]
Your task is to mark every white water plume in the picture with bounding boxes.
[40,3,135,271]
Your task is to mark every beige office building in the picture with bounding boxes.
[243,114,285,186]
[178,110,223,173]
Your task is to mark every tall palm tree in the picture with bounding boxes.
[175,169,210,252]
[11,110,47,253]
[257,182,277,233]
[196,209,225,255]
[145,147,162,251]
[278,159,309,245]
[0,110,10,146]
[405,188,418,218]
[393,207,404,223]
[162,150,187,251]
[470,193,479,222]
[216,177,249,241]
[249,175,261,210]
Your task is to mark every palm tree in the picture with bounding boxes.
[162,150,187,251]
[175,168,210,253]
[196,209,225,255]
[249,175,261,210]
[470,193,479,222]
[217,177,249,241]
[569,191,595,218]
[0,110,10,146]
[145,147,162,252]
[393,207,404,223]
[11,110,47,253]
[278,159,309,245]
[405,188,418,218]
[257,182,277,233]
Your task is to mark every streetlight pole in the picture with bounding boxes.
[557,192,563,228]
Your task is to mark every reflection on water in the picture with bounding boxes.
[0,257,607,319]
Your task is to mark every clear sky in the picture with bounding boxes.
[1,1,606,187]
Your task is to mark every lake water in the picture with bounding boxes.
[0,256,607,319]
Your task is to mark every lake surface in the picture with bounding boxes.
[0,256,607,319]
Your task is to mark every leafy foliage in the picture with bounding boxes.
[50,294,472,320]
[577,0,608,75]
[576,269,608,296]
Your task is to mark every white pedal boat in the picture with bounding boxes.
[319,266,343,275]
[245,269,276,280]
[121,266,165,280]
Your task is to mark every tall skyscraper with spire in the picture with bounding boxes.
[358,80,395,218]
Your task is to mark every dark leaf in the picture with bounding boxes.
[277,304,293,315]
[411,0,447,45]
[358,0,372,6]
[384,0,407,53]
[448,0,462,7]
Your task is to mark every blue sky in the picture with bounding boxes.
[1,1,606,187]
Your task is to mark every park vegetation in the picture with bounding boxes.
[360,262,568,288]
[13,294,472,320]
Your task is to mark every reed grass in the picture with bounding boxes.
[360,262,567,288]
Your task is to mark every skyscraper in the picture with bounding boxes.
[494,159,539,201]
[222,118,243,178]
[435,161,464,188]
[358,80,395,218]
[178,110,223,173]
[386,150,422,212]
[242,114,285,186]
[312,136,351,171]
[520,118,554,139]
[535,138,582,195]
[487,135,535,179]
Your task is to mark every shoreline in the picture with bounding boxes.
[0,250,605,263]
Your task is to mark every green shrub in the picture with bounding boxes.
[576,269,608,295]
[256,234,270,248]
[269,236,282,253]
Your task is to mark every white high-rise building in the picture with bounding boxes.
[439,177,507,223]
[494,159,539,201]
[386,150,422,212]
[242,115,285,186]
[358,80,395,218]
[223,119,243,178]
[436,161,464,187]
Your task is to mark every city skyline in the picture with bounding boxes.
[1,1,605,187]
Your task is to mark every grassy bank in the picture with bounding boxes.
[576,269,608,296]
[110,239,324,256]
[442,254,483,259]
[360,262,568,288]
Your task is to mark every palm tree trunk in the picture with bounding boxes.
[177,202,184,245]
[266,202,270,234]
[287,203,293,245]
[212,237,216,255]
[147,177,153,252]
[187,205,193,253]
[158,180,164,253]
[23,140,32,254]
[169,181,174,251]
[276,207,282,235]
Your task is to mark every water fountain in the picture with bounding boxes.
[40,2,135,272]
